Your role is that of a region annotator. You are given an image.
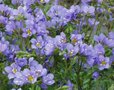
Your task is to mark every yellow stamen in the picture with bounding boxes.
[72,38,77,44]
[101,61,106,65]
[28,75,34,82]
[12,68,17,74]
[40,0,44,3]
[27,29,32,35]
[36,42,41,47]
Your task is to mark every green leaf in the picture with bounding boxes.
[108,84,114,90]
[56,86,69,90]
[35,85,41,90]
[83,79,90,85]
[16,51,35,58]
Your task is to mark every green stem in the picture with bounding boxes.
[76,57,83,90]
[32,84,35,90]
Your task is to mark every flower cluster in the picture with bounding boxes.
[5,57,54,86]
[0,0,114,90]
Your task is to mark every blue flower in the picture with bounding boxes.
[88,18,99,26]
[98,55,110,70]
[65,43,79,57]
[0,41,8,52]
[47,5,70,26]
[13,72,25,86]
[81,0,91,4]
[67,80,74,90]
[5,63,21,79]
[31,36,44,49]
[71,33,83,45]
[42,73,55,85]
[30,64,47,77]
[94,33,106,43]
[54,32,66,50]
[92,72,99,79]
[29,57,39,67]
[22,69,37,84]
[94,43,105,55]
[15,58,27,67]
[5,21,16,35]
[38,0,50,4]
[97,0,103,3]
[109,32,114,40]
[11,0,23,5]
[22,28,36,38]
[81,4,95,15]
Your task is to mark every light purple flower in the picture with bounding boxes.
[98,55,110,70]
[94,33,106,43]
[97,0,103,3]
[5,63,21,79]
[38,0,50,4]
[83,45,96,57]
[92,72,99,79]
[81,4,95,15]
[11,88,22,90]
[22,28,36,38]
[53,0,59,4]
[23,0,36,6]
[94,44,105,55]
[35,23,49,35]
[104,38,114,48]
[66,43,79,57]
[13,72,25,86]
[54,32,66,50]
[5,21,16,35]
[88,18,99,26]
[22,69,37,84]
[15,58,27,67]
[31,36,44,49]
[11,0,23,5]
[30,64,47,77]
[34,8,46,23]
[71,33,83,45]
[0,16,8,24]
[69,5,81,19]
[47,5,70,26]
[43,36,55,55]
[67,80,74,90]
[112,48,114,55]
[0,42,7,52]
[42,73,55,85]
[109,32,114,40]
[81,0,91,3]
[29,57,39,67]
[87,57,96,67]
[4,45,20,61]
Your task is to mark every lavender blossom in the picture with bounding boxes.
[67,80,74,90]
[15,58,27,67]
[42,73,55,85]
[92,72,99,79]
[54,32,66,50]
[71,33,83,45]
[30,64,47,77]
[98,55,110,70]
[65,43,79,57]
[5,63,21,79]
[94,33,106,43]
[22,28,36,38]
[22,69,37,84]
[31,36,44,49]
